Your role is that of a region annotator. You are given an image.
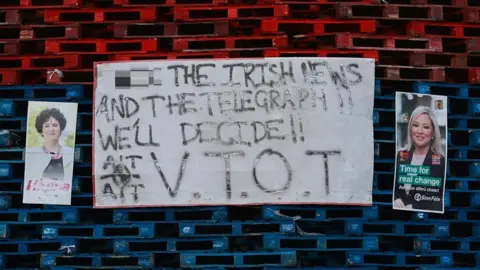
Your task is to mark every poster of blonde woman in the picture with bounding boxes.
[393,92,448,214]
[23,101,78,205]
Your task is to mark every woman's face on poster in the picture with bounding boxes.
[42,117,61,141]
[411,113,433,149]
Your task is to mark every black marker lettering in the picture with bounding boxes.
[129,184,145,201]
[125,96,139,118]
[298,88,309,109]
[243,63,256,88]
[111,95,125,121]
[218,91,233,114]
[133,119,160,147]
[239,90,255,112]
[182,93,197,115]
[204,151,245,199]
[305,150,341,195]
[280,61,295,84]
[266,119,286,141]
[254,90,269,113]
[253,149,292,193]
[282,90,295,110]
[103,183,117,199]
[96,95,110,122]
[142,95,165,118]
[251,121,267,143]
[289,115,297,143]
[125,155,142,169]
[97,127,118,151]
[118,126,131,150]
[151,151,190,198]
[199,92,221,116]
[254,63,270,88]
[180,123,200,146]
[221,63,242,87]
[197,122,218,144]
[269,90,282,111]
[196,63,216,87]
[346,63,363,85]
[217,121,251,147]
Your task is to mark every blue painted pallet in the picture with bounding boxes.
[345,221,450,237]
[262,205,378,221]
[0,239,75,255]
[347,251,478,267]
[375,83,480,116]
[0,112,91,134]
[42,223,155,239]
[0,224,7,239]
[114,237,229,254]
[180,251,296,268]
[263,235,378,251]
[179,221,296,237]
[0,85,84,100]
[113,207,228,224]
[0,99,92,117]
[0,209,78,224]
[413,237,472,252]
[41,253,154,268]
[0,164,12,178]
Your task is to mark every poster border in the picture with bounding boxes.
[392,91,448,214]
[92,57,376,209]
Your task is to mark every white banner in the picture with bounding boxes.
[23,101,78,205]
[93,57,375,208]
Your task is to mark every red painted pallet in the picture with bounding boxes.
[469,68,480,84]
[114,51,229,61]
[442,37,480,53]
[0,10,20,25]
[376,65,480,84]
[0,24,80,40]
[335,4,443,21]
[465,7,480,22]
[113,22,230,38]
[293,34,443,52]
[45,39,157,54]
[334,34,442,51]
[261,19,376,35]
[409,52,480,68]
[113,0,228,6]
[408,21,480,38]
[0,0,79,9]
[46,69,93,85]
[173,5,289,21]
[381,0,468,6]
[263,49,379,60]
[275,0,377,3]
[0,70,20,85]
[42,8,157,24]
[172,35,288,51]
[0,41,20,55]
[0,55,80,69]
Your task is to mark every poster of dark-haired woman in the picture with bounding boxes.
[392,92,448,214]
[23,101,78,205]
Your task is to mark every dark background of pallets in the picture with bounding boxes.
[0,0,479,269]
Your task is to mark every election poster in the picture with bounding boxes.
[393,92,448,214]
[23,101,78,205]
[93,57,375,208]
